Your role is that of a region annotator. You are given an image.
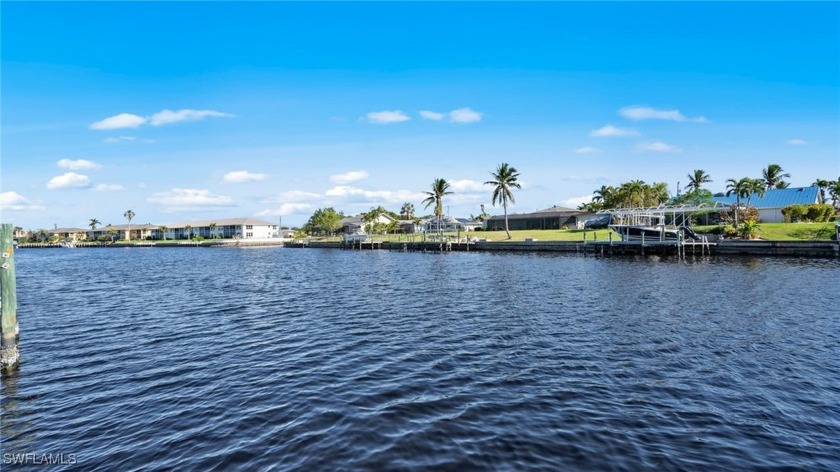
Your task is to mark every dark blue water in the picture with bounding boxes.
[2,248,839,470]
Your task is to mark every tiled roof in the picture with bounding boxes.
[712,186,820,208]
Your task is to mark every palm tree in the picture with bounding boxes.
[123,210,135,241]
[400,202,415,220]
[813,179,831,202]
[745,178,766,207]
[184,225,192,240]
[421,178,453,235]
[484,163,522,240]
[89,218,101,230]
[726,177,752,226]
[209,223,217,239]
[159,225,168,241]
[686,169,712,192]
[623,180,645,208]
[829,178,840,208]
[762,164,790,190]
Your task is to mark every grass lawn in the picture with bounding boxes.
[694,222,837,241]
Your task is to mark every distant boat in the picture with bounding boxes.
[60,241,76,248]
[343,229,370,243]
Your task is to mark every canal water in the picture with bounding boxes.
[2,248,838,470]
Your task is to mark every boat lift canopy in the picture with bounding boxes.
[597,202,730,227]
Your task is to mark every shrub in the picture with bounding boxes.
[723,225,739,238]
[739,220,760,239]
[561,225,569,230]
[782,204,835,222]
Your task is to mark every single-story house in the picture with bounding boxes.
[421,215,481,233]
[88,224,158,241]
[340,214,396,233]
[712,186,821,223]
[50,227,89,242]
[484,206,594,231]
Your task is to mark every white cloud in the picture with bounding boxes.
[590,125,640,137]
[365,110,410,124]
[257,203,314,217]
[449,107,483,124]
[104,136,137,144]
[91,184,124,192]
[419,110,446,121]
[47,172,90,189]
[149,109,234,126]
[450,179,486,192]
[325,186,424,204]
[0,191,44,211]
[330,170,369,184]
[57,158,101,170]
[619,106,707,123]
[147,188,233,208]
[558,195,596,209]
[90,113,147,130]
[787,139,807,145]
[574,146,601,154]
[223,170,269,183]
[636,141,682,153]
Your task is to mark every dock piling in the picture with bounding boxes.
[1,224,19,371]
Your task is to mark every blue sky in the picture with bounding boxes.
[2,2,839,229]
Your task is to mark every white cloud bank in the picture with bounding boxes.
[47,172,90,189]
[330,170,369,184]
[574,146,601,154]
[257,203,315,217]
[619,106,707,123]
[590,125,640,138]
[449,179,486,193]
[557,195,594,209]
[636,141,682,153]
[0,191,44,211]
[90,109,233,130]
[104,136,137,144]
[58,158,101,170]
[325,186,424,204]
[787,139,807,145]
[147,188,233,208]
[419,110,446,121]
[223,170,269,183]
[365,110,410,124]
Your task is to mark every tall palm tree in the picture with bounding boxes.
[762,164,790,190]
[184,225,192,240]
[484,163,522,240]
[421,178,453,235]
[686,169,712,192]
[593,185,614,204]
[813,179,830,202]
[400,202,415,220]
[159,225,168,241]
[209,223,217,239]
[726,177,752,226]
[745,178,766,207]
[89,218,101,230]
[123,210,135,241]
[829,178,840,208]
[622,180,645,208]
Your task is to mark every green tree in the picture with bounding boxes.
[106,226,117,243]
[762,164,790,190]
[123,210,135,241]
[813,179,831,201]
[303,208,344,235]
[184,225,192,240]
[672,189,714,206]
[745,178,767,206]
[89,218,101,231]
[400,202,415,220]
[484,163,521,239]
[209,223,217,239]
[422,178,453,235]
[159,225,168,241]
[362,206,388,234]
[686,169,712,192]
[829,178,840,208]
[726,177,752,226]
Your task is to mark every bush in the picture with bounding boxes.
[723,225,739,238]
[782,204,835,222]
[719,205,759,224]
[739,220,760,239]
[561,225,569,230]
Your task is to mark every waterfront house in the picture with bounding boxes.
[421,215,481,233]
[712,186,821,223]
[162,217,279,239]
[484,206,593,231]
[88,224,158,241]
[340,214,396,234]
[50,227,89,242]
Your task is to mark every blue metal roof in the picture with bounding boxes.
[712,186,820,208]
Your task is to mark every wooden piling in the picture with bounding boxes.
[1,224,19,371]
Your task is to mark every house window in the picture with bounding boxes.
[246,225,253,230]
[246,232,253,238]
